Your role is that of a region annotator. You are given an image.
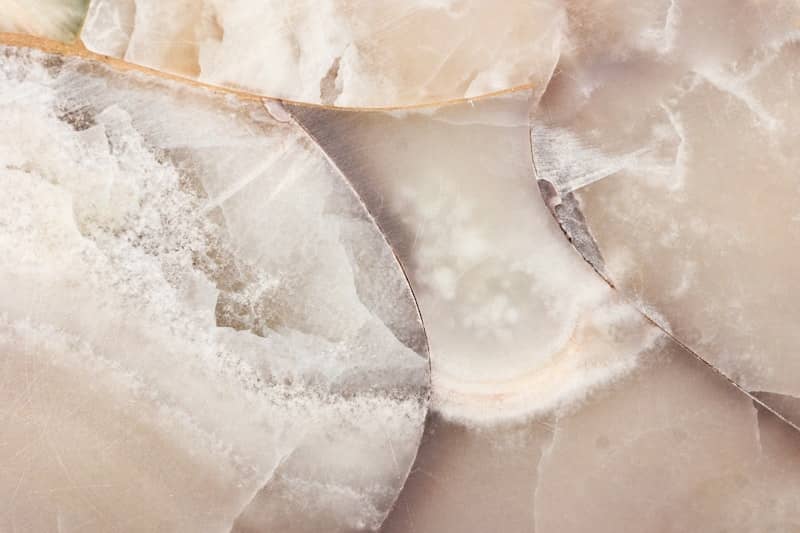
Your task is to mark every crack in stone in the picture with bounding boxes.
[228,451,295,533]
[530,135,800,438]
[0,31,540,112]
[319,56,342,106]
[531,421,557,533]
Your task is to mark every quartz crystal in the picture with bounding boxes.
[531,0,800,425]
[0,45,428,533]
[79,0,565,107]
[0,0,89,41]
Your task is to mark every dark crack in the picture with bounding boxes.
[530,131,800,438]
[536,178,610,283]
[752,391,800,428]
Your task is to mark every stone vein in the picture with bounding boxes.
[530,159,800,437]
[0,31,539,112]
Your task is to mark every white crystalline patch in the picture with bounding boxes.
[432,303,663,425]
[0,46,427,532]
[82,0,136,55]
[80,0,565,106]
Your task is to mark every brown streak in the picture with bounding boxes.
[0,31,537,112]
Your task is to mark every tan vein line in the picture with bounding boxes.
[528,126,800,436]
[0,31,537,112]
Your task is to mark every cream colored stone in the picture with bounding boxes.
[290,71,800,531]
[534,341,800,533]
[0,0,89,41]
[80,0,565,107]
[289,94,659,425]
[532,0,800,423]
[383,337,800,533]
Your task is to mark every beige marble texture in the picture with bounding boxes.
[0,0,89,41]
[382,339,800,533]
[531,0,800,425]
[289,94,659,425]
[79,0,565,107]
[0,45,428,533]
[290,76,800,532]
[2,0,800,530]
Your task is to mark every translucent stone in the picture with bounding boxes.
[531,0,800,424]
[5,0,800,528]
[289,86,800,532]
[0,45,428,532]
[79,0,565,107]
[384,340,800,533]
[0,0,89,41]
[288,94,658,425]
[532,340,800,533]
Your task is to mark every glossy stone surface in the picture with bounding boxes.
[531,0,800,425]
[290,95,658,424]
[80,0,564,107]
[290,86,800,533]
[0,45,428,532]
[383,340,800,533]
[2,0,800,530]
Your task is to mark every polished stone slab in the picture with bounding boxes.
[0,45,428,533]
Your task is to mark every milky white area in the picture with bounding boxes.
[0,46,427,532]
[289,94,662,426]
[0,0,88,40]
[531,0,800,403]
[81,0,565,106]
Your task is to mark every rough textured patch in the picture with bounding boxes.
[0,45,428,533]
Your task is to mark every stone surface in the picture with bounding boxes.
[79,0,565,107]
[289,94,658,424]
[4,0,800,530]
[534,339,800,533]
[0,45,428,532]
[383,339,800,533]
[531,0,800,424]
[291,84,800,532]
[0,0,89,41]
